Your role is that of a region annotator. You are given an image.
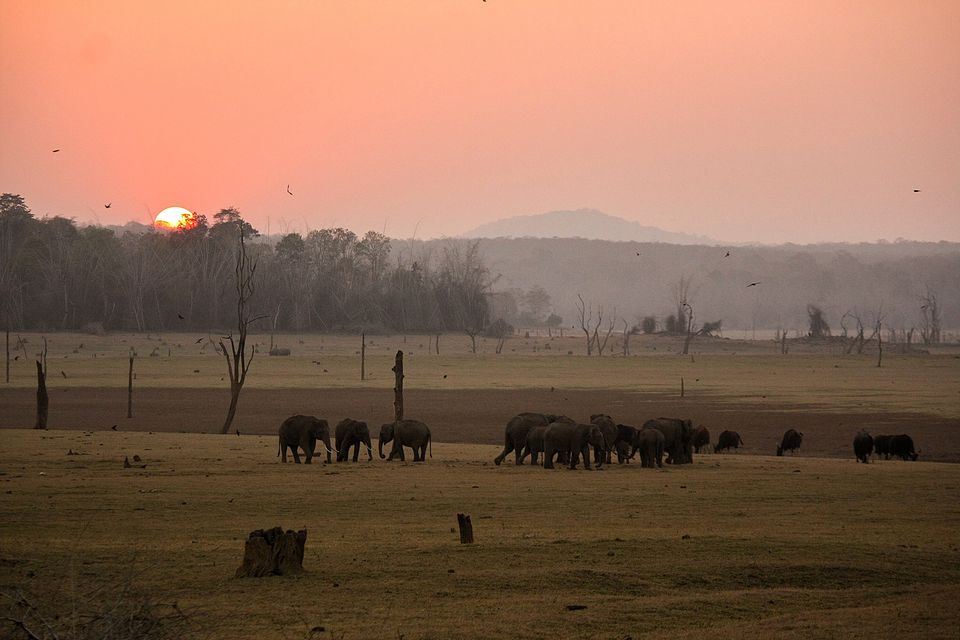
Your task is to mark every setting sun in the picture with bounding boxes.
[153,206,197,230]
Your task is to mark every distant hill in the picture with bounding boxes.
[463,208,715,245]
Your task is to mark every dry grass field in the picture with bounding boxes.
[1,331,959,638]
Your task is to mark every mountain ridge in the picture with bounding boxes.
[462,208,716,245]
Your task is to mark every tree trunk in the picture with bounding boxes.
[877,322,883,368]
[5,330,9,384]
[35,360,48,429]
[235,527,307,577]
[392,350,404,422]
[457,513,474,544]
[223,385,240,434]
[361,332,366,381]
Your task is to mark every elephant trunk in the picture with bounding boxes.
[379,437,386,459]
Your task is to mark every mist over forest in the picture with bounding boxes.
[2,193,957,341]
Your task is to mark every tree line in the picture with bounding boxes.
[0,194,494,337]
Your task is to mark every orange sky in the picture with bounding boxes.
[1,1,958,242]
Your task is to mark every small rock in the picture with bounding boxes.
[565,604,587,611]
[681,534,691,540]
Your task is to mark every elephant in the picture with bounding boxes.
[494,413,559,465]
[874,434,893,459]
[379,420,432,462]
[543,421,606,470]
[590,414,631,464]
[853,430,873,463]
[714,430,744,453]
[631,428,664,468]
[612,424,639,457]
[277,415,331,464]
[523,425,549,465]
[692,426,710,454]
[888,434,919,461]
[335,418,372,462]
[777,429,803,456]
[642,418,694,464]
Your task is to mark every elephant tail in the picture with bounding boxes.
[277,436,281,457]
[429,434,433,458]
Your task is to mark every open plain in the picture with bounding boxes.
[2,331,960,638]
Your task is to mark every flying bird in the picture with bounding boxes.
[104,203,111,209]
[746,282,761,287]
[442,374,448,379]
[111,424,118,431]
[724,251,730,258]
[52,149,60,153]
[60,370,67,378]
[636,252,641,256]
[178,313,185,320]
[195,338,204,343]
[913,189,921,193]
[286,184,294,196]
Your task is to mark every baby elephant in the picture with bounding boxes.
[278,415,332,464]
[379,420,432,462]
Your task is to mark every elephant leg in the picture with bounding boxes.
[544,446,554,469]
[293,447,302,464]
[281,445,288,463]
[583,446,592,470]
[494,433,513,466]
[352,443,359,462]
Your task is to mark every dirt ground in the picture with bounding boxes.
[2,386,957,462]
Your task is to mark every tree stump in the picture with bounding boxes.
[235,527,307,577]
[457,513,474,544]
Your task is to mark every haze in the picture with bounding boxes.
[1,1,958,243]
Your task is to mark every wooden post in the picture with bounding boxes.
[877,322,883,368]
[392,350,404,422]
[361,332,366,381]
[680,376,685,398]
[457,513,474,544]
[5,330,9,383]
[35,339,48,429]
[127,350,134,418]
[435,333,440,355]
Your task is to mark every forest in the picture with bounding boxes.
[2,193,956,344]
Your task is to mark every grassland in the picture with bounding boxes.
[3,331,959,417]
[1,429,959,639]
[1,331,959,638]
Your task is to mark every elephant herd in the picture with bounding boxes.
[494,413,697,470]
[853,431,920,463]
[275,412,921,468]
[277,415,432,464]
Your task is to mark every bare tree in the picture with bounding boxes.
[670,275,693,336]
[681,302,696,355]
[576,294,594,356]
[807,305,830,338]
[919,286,941,345]
[621,319,632,356]
[34,337,47,429]
[219,223,265,434]
[593,310,616,357]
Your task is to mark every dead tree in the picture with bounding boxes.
[360,332,366,381]
[219,223,264,434]
[5,329,8,383]
[576,294,594,355]
[392,350,404,421]
[621,319,632,356]
[34,337,47,429]
[593,311,616,357]
[919,286,941,345]
[681,303,696,355]
[806,305,830,338]
[876,320,883,368]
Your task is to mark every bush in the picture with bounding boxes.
[641,316,657,334]
[483,318,514,338]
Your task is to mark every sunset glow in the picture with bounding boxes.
[154,206,197,231]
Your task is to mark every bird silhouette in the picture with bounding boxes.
[111,424,118,431]
[286,184,294,196]
[195,338,204,344]
[636,251,641,256]
[913,189,921,193]
[442,374,448,379]
[178,313,185,320]
[104,203,111,209]
[52,149,60,153]
[724,251,730,257]
[746,282,760,287]
[60,370,67,378]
